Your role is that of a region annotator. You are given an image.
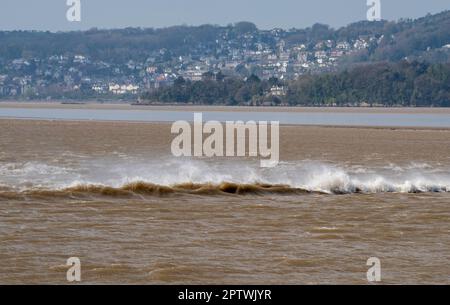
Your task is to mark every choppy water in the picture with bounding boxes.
[1,158,450,196]
[0,119,449,284]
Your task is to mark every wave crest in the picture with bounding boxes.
[0,182,313,199]
[1,159,449,198]
[1,180,448,200]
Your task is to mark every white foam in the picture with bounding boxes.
[1,158,450,194]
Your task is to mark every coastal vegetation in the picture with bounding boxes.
[141,61,450,107]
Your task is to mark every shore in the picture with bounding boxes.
[2,101,450,114]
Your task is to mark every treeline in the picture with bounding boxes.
[141,73,284,105]
[142,61,450,107]
[289,11,450,63]
[286,61,450,107]
[1,11,449,64]
[0,26,225,63]
[0,23,259,63]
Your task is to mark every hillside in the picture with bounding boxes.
[0,11,449,101]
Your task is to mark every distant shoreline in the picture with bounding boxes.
[2,117,450,133]
[2,101,450,114]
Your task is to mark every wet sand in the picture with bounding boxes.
[0,119,449,284]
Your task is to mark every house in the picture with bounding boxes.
[336,41,351,50]
[315,51,328,60]
[92,84,108,94]
[109,84,140,95]
[268,86,286,97]
[73,55,87,64]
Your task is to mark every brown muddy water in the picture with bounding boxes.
[0,119,449,284]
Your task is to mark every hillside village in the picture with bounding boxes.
[1,10,450,101]
[0,27,379,100]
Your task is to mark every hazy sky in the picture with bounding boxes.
[0,0,449,31]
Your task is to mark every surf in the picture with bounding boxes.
[1,158,450,198]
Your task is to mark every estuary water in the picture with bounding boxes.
[0,113,449,284]
[1,107,450,127]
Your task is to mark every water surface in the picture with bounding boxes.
[2,107,450,127]
[1,120,449,284]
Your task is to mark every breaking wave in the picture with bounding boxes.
[0,182,312,199]
[1,158,450,198]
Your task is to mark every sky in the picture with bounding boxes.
[0,0,449,31]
